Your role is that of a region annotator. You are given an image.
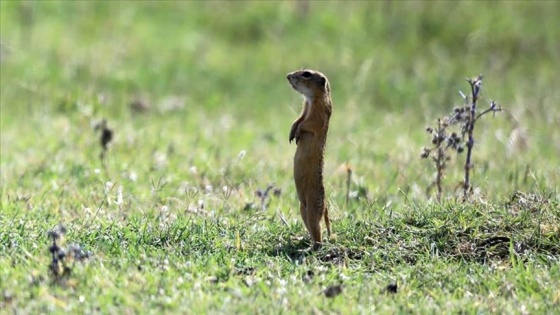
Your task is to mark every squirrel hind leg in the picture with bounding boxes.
[299,203,309,232]
[306,198,324,248]
[324,205,331,237]
[312,241,323,251]
[310,205,330,251]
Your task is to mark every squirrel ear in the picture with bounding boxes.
[321,77,330,93]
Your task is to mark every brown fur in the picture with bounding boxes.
[286,69,332,249]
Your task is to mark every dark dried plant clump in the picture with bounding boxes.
[129,97,151,114]
[95,119,113,160]
[47,224,93,285]
[421,75,501,201]
[255,184,282,211]
[48,223,69,281]
[385,283,398,294]
[324,284,343,298]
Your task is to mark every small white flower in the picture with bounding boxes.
[105,182,113,192]
[153,151,168,169]
[116,185,123,205]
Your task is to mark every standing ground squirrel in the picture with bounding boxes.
[286,69,332,249]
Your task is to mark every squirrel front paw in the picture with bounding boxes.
[289,125,304,144]
[294,127,302,144]
[289,123,298,143]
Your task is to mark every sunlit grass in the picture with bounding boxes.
[1,1,559,313]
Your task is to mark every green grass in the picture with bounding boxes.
[1,1,559,313]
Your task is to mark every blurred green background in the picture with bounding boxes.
[1,1,559,313]
[1,1,559,202]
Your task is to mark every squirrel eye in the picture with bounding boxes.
[301,71,312,78]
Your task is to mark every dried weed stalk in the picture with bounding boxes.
[344,163,352,209]
[421,75,501,201]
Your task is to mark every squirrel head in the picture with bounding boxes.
[286,69,331,101]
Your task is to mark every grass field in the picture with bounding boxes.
[1,1,559,313]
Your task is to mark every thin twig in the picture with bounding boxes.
[345,164,352,208]
[463,75,483,200]
[476,101,501,120]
